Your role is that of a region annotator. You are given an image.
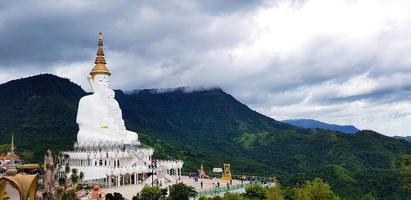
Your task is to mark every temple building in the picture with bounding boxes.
[0,134,22,167]
[61,33,183,188]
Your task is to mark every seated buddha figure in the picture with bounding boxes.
[76,33,138,146]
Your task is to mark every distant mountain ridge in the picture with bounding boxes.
[0,74,410,199]
[394,136,411,143]
[282,119,359,134]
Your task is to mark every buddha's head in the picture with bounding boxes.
[89,32,111,94]
[91,74,110,94]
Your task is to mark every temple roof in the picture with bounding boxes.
[0,153,21,161]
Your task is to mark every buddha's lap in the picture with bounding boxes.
[77,130,137,141]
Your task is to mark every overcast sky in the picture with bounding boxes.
[0,0,410,136]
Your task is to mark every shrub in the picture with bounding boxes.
[244,184,267,199]
[168,183,197,200]
[360,193,377,200]
[294,178,340,200]
[106,192,125,200]
[223,192,245,200]
[265,185,284,200]
[132,185,165,200]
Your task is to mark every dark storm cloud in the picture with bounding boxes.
[0,1,107,67]
[195,0,268,14]
[0,0,410,136]
[323,83,411,104]
[0,0,264,68]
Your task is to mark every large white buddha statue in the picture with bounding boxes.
[76,32,139,146]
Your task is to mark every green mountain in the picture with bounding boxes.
[0,74,410,199]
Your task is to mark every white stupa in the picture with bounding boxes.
[62,33,183,187]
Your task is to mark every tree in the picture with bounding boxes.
[265,185,284,200]
[106,193,114,200]
[168,183,197,200]
[65,163,70,174]
[79,172,84,183]
[70,168,80,187]
[360,193,377,200]
[21,151,34,162]
[106,192,125,200]
[396,154,411,190]
[244,183,267,200]
[132,185,166,200]
[282,187,296,200]
[58,177,66,186]
[294,178,340,200]
[61,190,79,200]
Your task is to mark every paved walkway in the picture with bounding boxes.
[103,176,244,200]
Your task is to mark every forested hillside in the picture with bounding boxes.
[0,74,410,199]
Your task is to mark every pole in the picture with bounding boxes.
[151,160,154,200]
[151,160,154,187]
[152,165,154,187]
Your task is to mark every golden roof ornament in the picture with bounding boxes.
[10,133,15,154]
[89,32,111,78]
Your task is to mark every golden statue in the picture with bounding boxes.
[222,163,232,182]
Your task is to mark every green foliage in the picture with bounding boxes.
[0,144,10,152]
[65,164,70,174]
[58,177,66,186]
[265,185,284,200]
[223,192,245,200]
[360,193,377,200]
[168,183,197,200]
[397,154,411,190]
[61,190,79,200]
[282,187,297,200]
[70,168,79,185]
[244,184,267,199]
[20,150,34,163]
[294,178,340,200]
[106,192,125,200]
[132,185,166,200]
[79,171,84,181]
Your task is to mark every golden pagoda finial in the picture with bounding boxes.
[89,32,111,78]
[10,133,15,154]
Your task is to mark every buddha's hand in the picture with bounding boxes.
[100,124,109,129]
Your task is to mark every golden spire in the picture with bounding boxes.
[10,133,15,154]
[89,32,111,78]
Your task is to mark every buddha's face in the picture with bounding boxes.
[93,74,109,93]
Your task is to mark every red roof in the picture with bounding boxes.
[0,153,21,161]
